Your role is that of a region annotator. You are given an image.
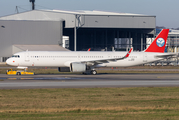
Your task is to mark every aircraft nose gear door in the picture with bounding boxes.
[25,51,30,62]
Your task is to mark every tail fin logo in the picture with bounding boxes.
[156,38,165,47]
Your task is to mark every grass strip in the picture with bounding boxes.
[0,87,179,119]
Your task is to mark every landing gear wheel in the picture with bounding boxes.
[17,72,21,75]
[91,70,97,75]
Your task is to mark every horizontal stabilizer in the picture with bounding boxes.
[155,53,177,58]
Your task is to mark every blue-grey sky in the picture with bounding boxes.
[0,0,178,28]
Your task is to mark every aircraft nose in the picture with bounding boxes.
[6,58,11,65]
[6,59,9,65]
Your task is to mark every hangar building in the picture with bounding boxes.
[0,10,156,62]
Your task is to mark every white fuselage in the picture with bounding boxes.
[6,51,167,68]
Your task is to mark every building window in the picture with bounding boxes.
[2,57,9,62]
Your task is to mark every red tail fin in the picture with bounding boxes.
[144,29,169,53]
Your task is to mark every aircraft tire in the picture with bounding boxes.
[91,70,97,75]
[17,72,21,75]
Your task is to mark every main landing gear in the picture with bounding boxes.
[91,70,97,75]
[83,70,97,75]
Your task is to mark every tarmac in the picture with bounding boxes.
[0,73,179,89]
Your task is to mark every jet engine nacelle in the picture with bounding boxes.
[70,63,86,72]
[58,63,87,73]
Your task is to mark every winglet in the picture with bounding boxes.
[87,48,91,51]
[125,47,133,58]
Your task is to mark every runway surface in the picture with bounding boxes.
[0,73,179,89]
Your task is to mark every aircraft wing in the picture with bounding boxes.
[81,48,133,65]
[155,53,178,58]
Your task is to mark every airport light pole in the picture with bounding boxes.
[29,0,35,10]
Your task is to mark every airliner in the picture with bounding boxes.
[6,29,177,75]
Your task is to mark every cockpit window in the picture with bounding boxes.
[12,55,20,58]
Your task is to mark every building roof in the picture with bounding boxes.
[50,10,146,16]
[0,9,153,21]
[0,9,155,29]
